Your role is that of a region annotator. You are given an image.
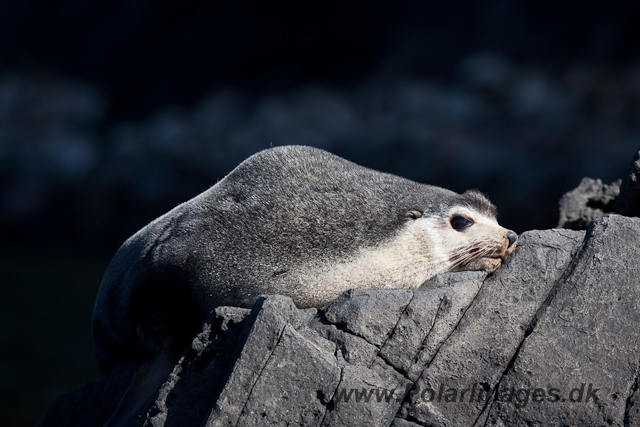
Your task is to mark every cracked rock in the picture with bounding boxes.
[37,217,640,427]
[322,362,411,427]
[323,289,414,348]
[379,272,486,380]
[308,318,380,367]
[485,215,640,427]
[402,228,585,426]
[233,324,341,427]
[205,295,301,426]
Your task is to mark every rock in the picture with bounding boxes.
[143,305,252,427]
[617,146,640,217]
[323,289,413,348]
[308,318,380,367]
[321,362,410,427]
[232,324,340,427]
[557,146,640,230]
[204,296,301,426]
[401,228,585,426]
[485,215,640,426]
[557,177,621,229]
[381,272,486,380]
[37,216,640,426]
[391,418,423,427]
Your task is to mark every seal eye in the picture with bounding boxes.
[451,215,473,231]
[405,210,423,219]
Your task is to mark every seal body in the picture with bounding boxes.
[92,145,516,373]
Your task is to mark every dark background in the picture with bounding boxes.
[2,1,639,425]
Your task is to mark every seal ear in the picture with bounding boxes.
[460,189,498,218]
[405,210,423,219]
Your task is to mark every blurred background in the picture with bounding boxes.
[2,1,640,425]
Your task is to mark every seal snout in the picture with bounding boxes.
[506,230,517,248]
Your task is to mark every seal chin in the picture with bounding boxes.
[477,240,517,272]
[476,256,504,273]
[455,256,501,273]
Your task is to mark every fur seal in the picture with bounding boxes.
[93,145,517,375]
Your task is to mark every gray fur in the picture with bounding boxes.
[92,145,497,373]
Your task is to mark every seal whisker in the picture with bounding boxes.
[448,239,501,270]
[449,248,481,269]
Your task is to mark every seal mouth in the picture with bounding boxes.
[453,244,509,272]
[467,245,503,259]
[450,241,513,273]
[468,247,481,255]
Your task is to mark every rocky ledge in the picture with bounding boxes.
[37,214,640,426]
[37,149,640,427]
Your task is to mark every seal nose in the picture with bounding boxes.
[506,230,517,248]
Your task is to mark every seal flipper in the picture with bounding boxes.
[103,278,202,426]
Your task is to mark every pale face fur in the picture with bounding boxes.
[285,205,517,308]
[436,206,516,273]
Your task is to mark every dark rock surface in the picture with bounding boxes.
[401,228,585,426]
[558,146,640,230]
[486,215,640,426]
[37,214,640,426]
[557,178,621,229]
[617,147,640,218]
